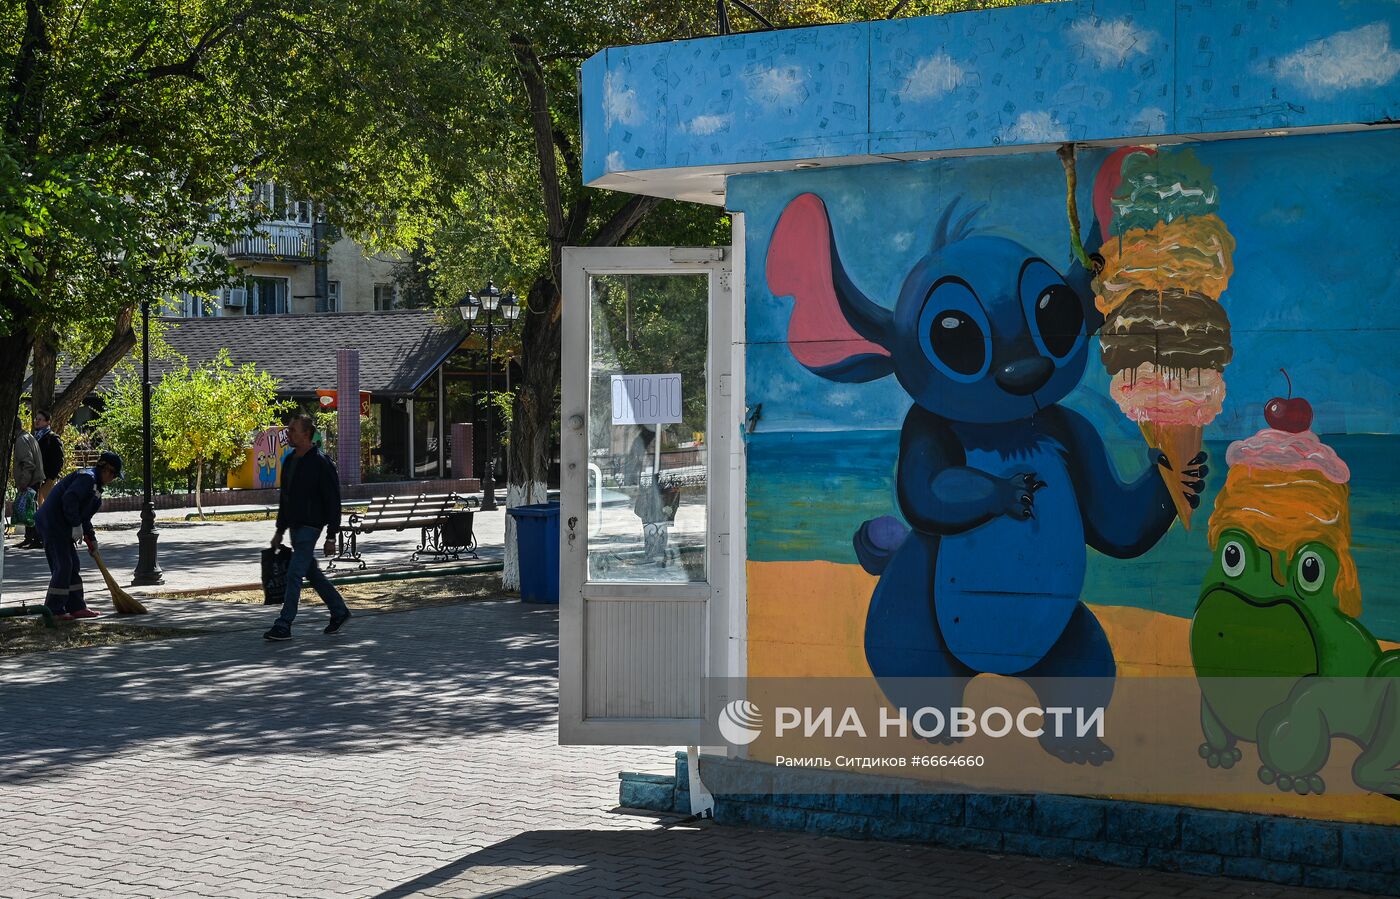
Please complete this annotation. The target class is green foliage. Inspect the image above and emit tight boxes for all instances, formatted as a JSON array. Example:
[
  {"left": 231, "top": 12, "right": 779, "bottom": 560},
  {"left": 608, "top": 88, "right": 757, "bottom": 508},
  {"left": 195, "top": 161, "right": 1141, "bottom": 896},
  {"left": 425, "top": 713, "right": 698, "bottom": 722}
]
[
  {"left": 1, "top": 0, "right": 492, "bottom": 304},
  {"left": 153, "top": 351, "right": 289, "bottom": 474},
  {"left": 0, "top": 0, "right": 577, "bottom": 435},
  {"left": 84, "top": 317, "right": 185, "bottom": 492},
  {"left": 590, "top": 275, "right": 707, "bottom": 443},
  {"left": 93, "top": 375, "right": 184, "bottom": 497},
  {"left": 314, "top": 410, "right": 339, "bottom": 450},
  {"left": 61, "top": 301, "right": 179, "bottom": 375},
  {"left": 393, "top": 242, "right": 439, "bottom": 310},
  {"left": 758, "top": 0, "right": 1043, "bottom": 24},
  {"left": 482, "top": 390, "right": 516, "bottom": 446},
  {"left": 98, "top": 351, "right": 292, "bottom": 505},
  {"left": 3, "top": 0, "right": 1048, "bottom": 498},
  {"left": 0, "top": 47, "right": 255, "bottom": 334},
  {"left": 403, "top": 0, "right": 1035, "bottom": 500},
  {"left": 419, "top": 0, "right": 1031, "bottom": 302}
]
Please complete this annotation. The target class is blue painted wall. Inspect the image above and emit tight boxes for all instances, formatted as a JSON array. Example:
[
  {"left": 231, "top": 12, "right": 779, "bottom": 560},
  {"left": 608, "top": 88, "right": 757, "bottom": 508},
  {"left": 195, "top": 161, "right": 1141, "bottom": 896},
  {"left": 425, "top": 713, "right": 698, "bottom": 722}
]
[
  {"left": 581, "top": 23, "right": 871, "bottom": 179},
  {"left": 868, "top": 0, "right": 1175, "bottom": 152},
  {"left": 582, "top": 0, "right": 1400, "bottom": 182}
]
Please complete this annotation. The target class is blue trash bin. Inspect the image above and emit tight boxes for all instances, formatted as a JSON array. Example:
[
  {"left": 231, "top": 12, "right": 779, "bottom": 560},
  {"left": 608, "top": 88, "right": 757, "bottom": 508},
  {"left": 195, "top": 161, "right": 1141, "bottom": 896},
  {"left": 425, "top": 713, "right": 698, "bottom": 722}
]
[{"left": 508, "top": 501, "right": 560, "bottom": 603}]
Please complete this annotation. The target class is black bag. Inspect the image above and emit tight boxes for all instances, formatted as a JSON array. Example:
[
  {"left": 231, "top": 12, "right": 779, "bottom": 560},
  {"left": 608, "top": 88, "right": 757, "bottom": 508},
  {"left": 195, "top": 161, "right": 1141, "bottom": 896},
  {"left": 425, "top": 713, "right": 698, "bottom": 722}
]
[{"left": 261, "top": 545, "right": 292, "bottom": 605}]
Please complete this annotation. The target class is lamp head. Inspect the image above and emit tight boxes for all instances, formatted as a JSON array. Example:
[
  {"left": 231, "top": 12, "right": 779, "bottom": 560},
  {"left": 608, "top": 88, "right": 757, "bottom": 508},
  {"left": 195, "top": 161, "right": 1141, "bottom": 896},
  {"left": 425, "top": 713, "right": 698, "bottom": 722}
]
[
  {"left": 501, "top": 290, "right": 521, "bottom": 322},
  {"left": 480, "top": 279, "right": 501, "bottom": 312},
  {"left": 458, "top": 292, "right": 480, "bottom": 322}
]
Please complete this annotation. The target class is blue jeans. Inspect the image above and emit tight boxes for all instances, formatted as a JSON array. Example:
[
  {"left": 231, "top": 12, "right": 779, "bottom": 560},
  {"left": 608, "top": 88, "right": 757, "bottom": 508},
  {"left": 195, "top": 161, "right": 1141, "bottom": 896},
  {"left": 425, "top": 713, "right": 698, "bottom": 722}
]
[{"left": 277, "top": 526, "right": 348, "bottom": 626}]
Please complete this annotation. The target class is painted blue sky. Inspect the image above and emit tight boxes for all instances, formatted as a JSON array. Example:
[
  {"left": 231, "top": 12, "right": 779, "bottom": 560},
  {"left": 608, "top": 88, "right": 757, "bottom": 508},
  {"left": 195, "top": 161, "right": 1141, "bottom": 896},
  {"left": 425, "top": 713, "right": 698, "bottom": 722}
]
[
  {"left": 731, "top": 129, "right": 1400, "bottom": 440},
  {"left": 582, "top": 0, "right": 1400, "bottom": 182}
]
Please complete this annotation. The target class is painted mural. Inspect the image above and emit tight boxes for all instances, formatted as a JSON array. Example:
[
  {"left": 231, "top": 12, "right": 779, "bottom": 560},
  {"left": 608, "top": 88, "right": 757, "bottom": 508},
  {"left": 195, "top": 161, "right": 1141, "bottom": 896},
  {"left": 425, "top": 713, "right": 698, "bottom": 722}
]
[
  {"left": 733, "top": 128, "right": 1400, "bottom": 824},
  {"left": 1195, "top": 410, "right": 1400, "bottom": 797},
  {"left": 225, "top": 426, "right": 289, "bottom": 490},
  {"left": 767, "top": 185, "right": 1189, "bottom": 767},
  {"left": 253, "top": 428, "right": 283, "bottom": 488},
  {"left": 582, "top": 0, "right": 1400, "bottom": 184},
  {"left": 1092, "top": 146, "right": 1232, "bottom": 528}
]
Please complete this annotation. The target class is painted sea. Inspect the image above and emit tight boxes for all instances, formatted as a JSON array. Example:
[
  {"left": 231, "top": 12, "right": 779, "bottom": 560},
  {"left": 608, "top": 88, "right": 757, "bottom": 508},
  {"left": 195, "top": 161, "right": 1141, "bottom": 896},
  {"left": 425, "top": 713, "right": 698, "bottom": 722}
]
[{"left": 747, "top": 429, "right": 1400, "bottom": 642}]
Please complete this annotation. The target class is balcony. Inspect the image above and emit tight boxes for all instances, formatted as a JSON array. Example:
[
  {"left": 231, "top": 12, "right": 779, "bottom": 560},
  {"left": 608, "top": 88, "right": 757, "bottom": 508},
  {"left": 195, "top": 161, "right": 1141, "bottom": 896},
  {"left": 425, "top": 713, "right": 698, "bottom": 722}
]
[{"left": 226, "top": 223, "right": 316, "bottom": 263}]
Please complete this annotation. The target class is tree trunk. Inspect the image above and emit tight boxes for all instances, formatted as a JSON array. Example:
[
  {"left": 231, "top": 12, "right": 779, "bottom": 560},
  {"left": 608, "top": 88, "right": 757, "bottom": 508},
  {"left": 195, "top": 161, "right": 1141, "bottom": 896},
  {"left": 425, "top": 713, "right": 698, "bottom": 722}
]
[
  {"left": 503, "top": 36, "right": 663, "bottom": 589},
  {"left": 502, "top": 276, "right": 560, "bottom": 589},
  {"left": 49, "top": 306, "right": 136, "bottom": 432},
  {"left": 194, "top": 460, "right": 204, "bottom": 520},
  {"left": 30, "top": 326, "right": 58, "bottom": 419}
]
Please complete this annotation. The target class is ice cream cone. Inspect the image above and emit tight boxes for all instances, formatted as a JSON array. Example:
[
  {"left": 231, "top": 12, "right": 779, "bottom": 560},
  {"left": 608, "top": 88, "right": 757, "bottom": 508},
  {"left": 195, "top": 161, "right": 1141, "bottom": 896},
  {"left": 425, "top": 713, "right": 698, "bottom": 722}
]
[{"left": 1139, "top": 420, "right": 1203, "bottom": 529}]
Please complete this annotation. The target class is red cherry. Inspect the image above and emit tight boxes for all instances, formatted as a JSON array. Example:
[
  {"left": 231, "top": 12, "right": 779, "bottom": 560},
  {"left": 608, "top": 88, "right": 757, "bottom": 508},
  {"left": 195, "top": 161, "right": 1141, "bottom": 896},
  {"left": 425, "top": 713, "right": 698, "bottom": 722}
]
[
  {"left": 1263, "top": 369, "right": 1313, "bottom": 432},
  {"left": 1265, "top": 397, "right": 1312, "bottom": 433}
]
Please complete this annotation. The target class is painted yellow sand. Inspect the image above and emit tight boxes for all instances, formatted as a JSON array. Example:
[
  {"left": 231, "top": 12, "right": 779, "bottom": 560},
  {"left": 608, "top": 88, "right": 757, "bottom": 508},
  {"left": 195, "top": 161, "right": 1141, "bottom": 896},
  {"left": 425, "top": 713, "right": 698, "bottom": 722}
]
[
  {"left": 748, "top": 560, "right": 1200, "bottom": 678},
  {"left": 747, "top": 560, "right": 1400, "bottom": 825}
]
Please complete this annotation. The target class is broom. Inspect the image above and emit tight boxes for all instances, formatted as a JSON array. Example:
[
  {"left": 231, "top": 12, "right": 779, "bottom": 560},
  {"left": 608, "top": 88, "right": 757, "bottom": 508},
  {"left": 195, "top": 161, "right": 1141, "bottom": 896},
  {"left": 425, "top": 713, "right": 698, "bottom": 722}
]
[{"left": 89, "top": 548, "right": 148, "bottom": 615}]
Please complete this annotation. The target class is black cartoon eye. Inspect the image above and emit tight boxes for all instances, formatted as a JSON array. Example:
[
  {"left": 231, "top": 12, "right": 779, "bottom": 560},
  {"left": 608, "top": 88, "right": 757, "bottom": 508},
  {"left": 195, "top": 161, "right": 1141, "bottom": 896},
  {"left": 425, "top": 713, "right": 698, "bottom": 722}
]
[
  {"left": 1296, "top": 550, "right": 1325, "bottom": 594},
  {"left": 1020, "top": 259, "right": 1084, "bottom": 362},
  {"left": 1034, "top": 285, "right": 1084, "bottom": 358},
  {"left": 1222, "top": 540, "right": 1246, "bottom": 578},
  {"left": 918, "top": 278, "right": 991, "bottom": 382},
  {"left": 930, "top": 310, "right": 985, "bottom": 376}
]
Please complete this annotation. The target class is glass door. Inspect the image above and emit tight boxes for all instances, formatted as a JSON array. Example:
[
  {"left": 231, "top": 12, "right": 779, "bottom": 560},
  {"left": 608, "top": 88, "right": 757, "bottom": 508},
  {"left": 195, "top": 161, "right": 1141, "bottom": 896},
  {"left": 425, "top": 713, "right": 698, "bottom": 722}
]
[{"left": 559, "top": 247, "right": 731, "bottom": 745}]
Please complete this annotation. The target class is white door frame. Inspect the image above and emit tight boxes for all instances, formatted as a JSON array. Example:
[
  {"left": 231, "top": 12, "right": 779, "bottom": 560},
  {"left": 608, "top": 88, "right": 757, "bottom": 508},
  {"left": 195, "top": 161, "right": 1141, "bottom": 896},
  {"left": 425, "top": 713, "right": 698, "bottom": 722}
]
[
  {"left": 726, "top": 213, "right": 748, "bottom": 688},
  {"left": 559, "top": 246, "right": 733, "bottom": 745}
]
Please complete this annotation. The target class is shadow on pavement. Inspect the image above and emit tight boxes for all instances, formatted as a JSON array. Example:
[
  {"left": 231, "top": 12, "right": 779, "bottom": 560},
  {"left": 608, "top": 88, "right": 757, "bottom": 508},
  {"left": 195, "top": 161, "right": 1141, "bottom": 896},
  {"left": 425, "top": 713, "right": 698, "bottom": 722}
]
[
  {"left": 0, "top": 601, "right": 558, "bottom": 785},
  {"left": 372, "top": 825, "right": 737, "bottom": 899},
  {"left": 369, "top": 820, "right": 1358, "bottom": 899}
]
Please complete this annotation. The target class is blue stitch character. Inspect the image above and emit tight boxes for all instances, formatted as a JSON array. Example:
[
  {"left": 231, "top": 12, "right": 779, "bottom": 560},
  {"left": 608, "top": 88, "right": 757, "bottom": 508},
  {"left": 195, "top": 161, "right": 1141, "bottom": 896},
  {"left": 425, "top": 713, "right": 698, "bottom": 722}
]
[{"left": 766, "top": 192, "right": 1204, "bottom": 763}]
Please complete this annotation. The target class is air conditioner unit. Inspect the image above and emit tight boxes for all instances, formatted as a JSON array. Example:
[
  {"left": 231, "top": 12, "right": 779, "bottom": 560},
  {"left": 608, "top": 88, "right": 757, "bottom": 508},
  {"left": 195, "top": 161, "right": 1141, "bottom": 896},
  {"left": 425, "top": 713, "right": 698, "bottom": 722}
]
[{"left": 225, "top": 288, "right": 248, "bottom": 308}]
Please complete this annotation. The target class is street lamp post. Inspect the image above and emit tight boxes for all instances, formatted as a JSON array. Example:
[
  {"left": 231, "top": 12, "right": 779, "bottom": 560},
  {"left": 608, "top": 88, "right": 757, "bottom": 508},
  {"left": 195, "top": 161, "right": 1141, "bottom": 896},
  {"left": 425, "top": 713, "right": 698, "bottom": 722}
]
[
  {"left": 459, "top": 281, "right": 519, "bottom": 513},
  {"left": 132, "top": 295, "right": 163, "bottom": 585}
]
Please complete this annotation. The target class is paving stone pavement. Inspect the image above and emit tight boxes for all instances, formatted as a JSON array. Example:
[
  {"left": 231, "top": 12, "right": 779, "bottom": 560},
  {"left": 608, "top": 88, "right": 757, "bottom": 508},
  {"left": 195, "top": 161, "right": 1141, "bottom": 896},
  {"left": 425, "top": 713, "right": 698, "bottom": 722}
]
[{"left": 0, "top": 600, "right": 1379, "bottom": 898}]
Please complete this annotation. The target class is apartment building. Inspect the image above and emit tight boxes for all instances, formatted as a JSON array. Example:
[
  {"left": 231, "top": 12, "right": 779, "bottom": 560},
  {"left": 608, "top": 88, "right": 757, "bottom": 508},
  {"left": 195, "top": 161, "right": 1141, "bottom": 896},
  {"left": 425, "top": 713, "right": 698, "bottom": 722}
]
[{"left": 181, "top": 180, "right": 407, "bottom": 317}]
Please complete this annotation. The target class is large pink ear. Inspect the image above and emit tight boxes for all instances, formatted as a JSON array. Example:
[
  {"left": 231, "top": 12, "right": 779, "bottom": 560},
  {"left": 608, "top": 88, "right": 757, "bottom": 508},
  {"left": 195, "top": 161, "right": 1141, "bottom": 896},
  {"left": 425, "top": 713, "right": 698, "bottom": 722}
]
[{"left": 767, "top": 193, "right": 893, "bottom": 382}]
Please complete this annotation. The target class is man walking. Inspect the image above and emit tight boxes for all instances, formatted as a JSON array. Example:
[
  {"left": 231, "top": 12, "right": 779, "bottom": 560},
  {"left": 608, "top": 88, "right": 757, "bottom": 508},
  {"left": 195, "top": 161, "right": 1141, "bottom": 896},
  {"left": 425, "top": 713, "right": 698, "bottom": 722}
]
[
  {"left": 35, "top": 451, "right": 122, "bottom": 620},
  {"left": 11, "top": 419, "right": 43, "bottom": 545},
  {"left": 264, "top": 414, "right": 351, "bottom": 641},
  {"left": 20, "top": 410, "right": 63, "bottom": 549}
]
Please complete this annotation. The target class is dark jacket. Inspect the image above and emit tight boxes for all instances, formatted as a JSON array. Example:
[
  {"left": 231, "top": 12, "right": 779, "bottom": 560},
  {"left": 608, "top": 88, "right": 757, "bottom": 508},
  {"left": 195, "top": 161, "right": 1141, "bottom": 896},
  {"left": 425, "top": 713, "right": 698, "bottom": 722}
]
[
  {"left": 35, "top": 467, "right": 101, "bottom": 538},
  {"left": 34, "top": 428, "right": 63, "bottom": 481},
  {"left": 276, "top": 448, "right": 342, "bottom": 533}
]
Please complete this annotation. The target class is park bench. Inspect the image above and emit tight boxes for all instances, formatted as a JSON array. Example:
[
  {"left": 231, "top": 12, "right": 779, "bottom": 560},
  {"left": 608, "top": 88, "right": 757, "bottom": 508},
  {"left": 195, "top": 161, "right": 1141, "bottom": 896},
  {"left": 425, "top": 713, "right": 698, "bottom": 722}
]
[{"left": 330, "top": 493, "right": 477, "bottom": 570}]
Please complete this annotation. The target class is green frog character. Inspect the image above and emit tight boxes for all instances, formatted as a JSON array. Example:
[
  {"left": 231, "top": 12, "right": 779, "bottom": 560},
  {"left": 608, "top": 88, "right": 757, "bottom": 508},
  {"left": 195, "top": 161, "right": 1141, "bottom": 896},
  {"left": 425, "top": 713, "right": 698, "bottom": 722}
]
[{"left": 1191, "top": 417, "right": 1400, "bottom": 797}]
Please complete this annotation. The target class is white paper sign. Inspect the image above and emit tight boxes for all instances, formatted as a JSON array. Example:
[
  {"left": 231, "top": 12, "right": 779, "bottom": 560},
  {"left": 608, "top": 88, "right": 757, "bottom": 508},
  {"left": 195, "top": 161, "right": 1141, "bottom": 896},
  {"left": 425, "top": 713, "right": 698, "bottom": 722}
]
[{"left": 611, "top": 373, "right": 683, "bottom": 425}]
